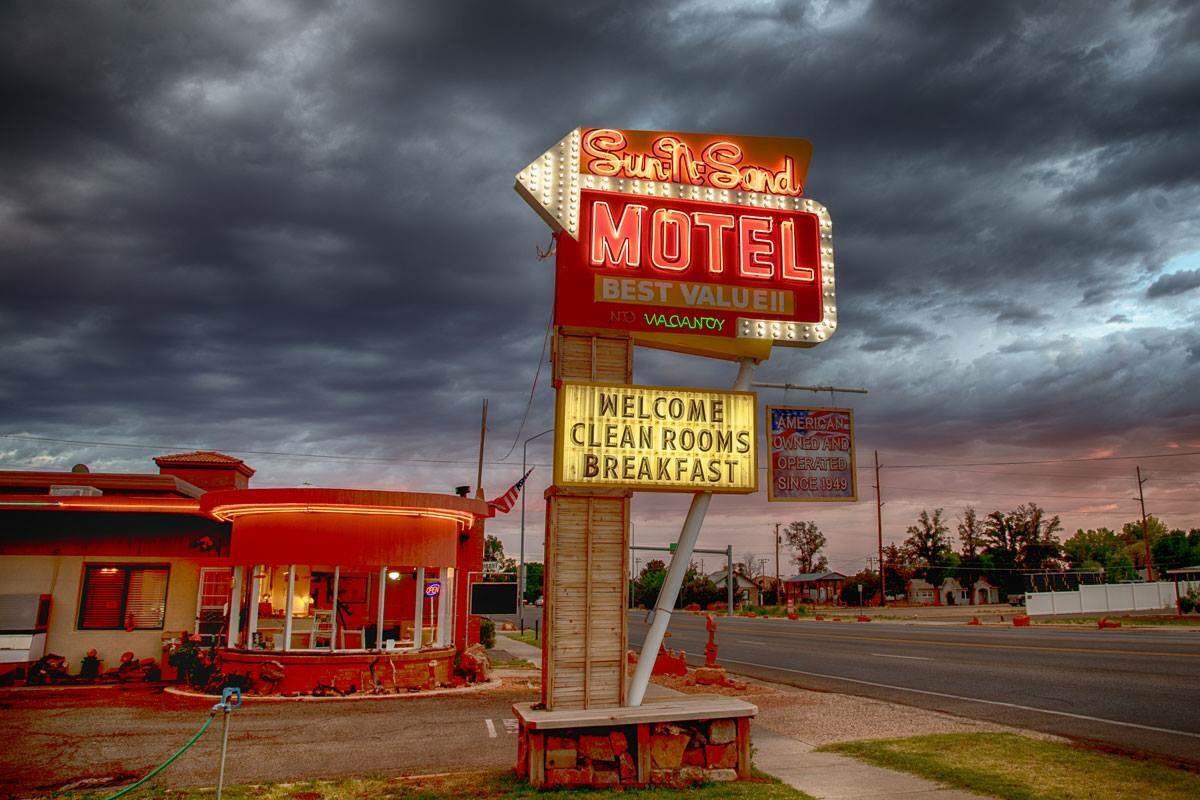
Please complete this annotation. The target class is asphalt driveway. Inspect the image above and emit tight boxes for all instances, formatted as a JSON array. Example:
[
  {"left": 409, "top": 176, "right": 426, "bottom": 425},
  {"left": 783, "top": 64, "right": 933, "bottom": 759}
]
[{"left": 0, "top": 680, "right": 534, "bottom": 797}]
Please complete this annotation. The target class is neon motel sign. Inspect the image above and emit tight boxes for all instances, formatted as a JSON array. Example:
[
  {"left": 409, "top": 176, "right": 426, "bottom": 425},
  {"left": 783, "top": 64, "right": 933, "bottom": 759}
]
[{"left": 516, "top": 128, "right": 837, "bottom": 358}]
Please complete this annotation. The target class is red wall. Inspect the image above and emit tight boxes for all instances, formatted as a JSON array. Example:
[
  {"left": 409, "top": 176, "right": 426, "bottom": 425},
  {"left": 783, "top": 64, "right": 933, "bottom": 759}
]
[
  {"left": 455, "top": 516, "right": 485, "bottom": 651},
  {"left": 157, "top": 465, "right": 250, "bottom": 491}
]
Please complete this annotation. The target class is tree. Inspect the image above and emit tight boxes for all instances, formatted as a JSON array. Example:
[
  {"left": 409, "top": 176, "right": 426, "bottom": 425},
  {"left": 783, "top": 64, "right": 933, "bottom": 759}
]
[
  {"left": 784, "top": 521, "right": 828, "bottom": 573},
  {"left": 903, "top": 509, "right": 953, "bottom": 583},
  {"left": 1121, "top": 516, "right": 1169, "bottom": 576},
  {"left": 738, "top": 552, "right": 762, "bottom": 580},
  {"left": 840, "top": 569, "right": 880, "bottom": 606},
  {"left": 1105, "top": 552, "right": 1137, "bottom": 583},
  {"left": 1152, "top": 529, "right": 1200, "bottom": 573},
  {"left": 485, "top": 534, "right": 505, "bottom": 563},
  {"left": 522, "top": 562, "right": 544, "bottom": 604},
  {"left": 484, "top": 535, "right": 516, "bottom": 582},
  {"left": 958, "top": 507, "right": 983, "bottom": 559},
  {"left": 881, "top": 543, "right": 911, "bottom": 599},
  {"left": 1063, "top": 528, "right": 1122, "bottom": 569},
  {"left": 981, "top": 503, "right": 1064, "bottom": 594},
  {"left": 1011, "top": 503, "right": 1063, "bottom": 570},
  {"left": 632, "top": 559, "right": 666, "bottom": 608},
  {"left": 681, "top": 562, "right": 725, "bottom": 609}
]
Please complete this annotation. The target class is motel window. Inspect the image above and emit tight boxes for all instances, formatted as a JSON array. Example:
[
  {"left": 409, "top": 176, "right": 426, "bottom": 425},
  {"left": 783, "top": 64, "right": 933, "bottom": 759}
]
[{"left": 78, "top": 565, "right": 170, "bottom": 630}]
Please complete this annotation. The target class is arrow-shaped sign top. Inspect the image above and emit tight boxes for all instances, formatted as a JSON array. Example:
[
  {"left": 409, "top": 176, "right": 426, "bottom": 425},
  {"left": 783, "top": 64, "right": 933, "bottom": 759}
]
[
  {"left": 515, "top": 127, "right": 814, "bottom": 240},
  {"left": 514, "top": 127, "right": 582, "bottom": 237}
]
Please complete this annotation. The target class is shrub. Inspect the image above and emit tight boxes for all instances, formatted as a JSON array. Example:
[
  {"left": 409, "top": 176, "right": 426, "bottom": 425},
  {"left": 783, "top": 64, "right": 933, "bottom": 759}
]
[
  {"left": 480, "top": 617, "right": 496, "bottom": 649},
  {"left": 167, "top": 634, "right": 216, "bottom": 688},
  {"left": 1180, "top": 593, "right": 1196, "bottom": 614}
]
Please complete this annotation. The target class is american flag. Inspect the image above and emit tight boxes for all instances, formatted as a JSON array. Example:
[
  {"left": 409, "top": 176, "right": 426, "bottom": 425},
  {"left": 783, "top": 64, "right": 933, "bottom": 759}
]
[{"left": 488, "top": 467, "right": 534, "bottom": 514}]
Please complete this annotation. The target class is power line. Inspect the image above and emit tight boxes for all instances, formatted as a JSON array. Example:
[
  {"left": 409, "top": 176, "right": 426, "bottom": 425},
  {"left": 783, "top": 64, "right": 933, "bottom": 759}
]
[
  {"left": 498, "top": 309, "right": 553, "bottom": 462},
  {"left": 0, "top": 433, "right": 549, "bottom": 469},
  {"left": 884, "top": 449, "right": 1200, "bottom": 469},
  {"left": 882, "top": 466, "right": 1200, "bottom": 482},
  {"left": 883, "top": 485, "right": 1147, "bottom": 501}
]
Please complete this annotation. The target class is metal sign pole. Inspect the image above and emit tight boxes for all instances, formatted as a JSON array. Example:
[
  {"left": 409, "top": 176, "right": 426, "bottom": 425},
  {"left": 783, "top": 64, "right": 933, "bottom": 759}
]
[
  {"left": 626, "top": 358, "right": 756, "bottom": 706},
  {"left": 726, "top": 545, "right": 734, "bottom": 615}
]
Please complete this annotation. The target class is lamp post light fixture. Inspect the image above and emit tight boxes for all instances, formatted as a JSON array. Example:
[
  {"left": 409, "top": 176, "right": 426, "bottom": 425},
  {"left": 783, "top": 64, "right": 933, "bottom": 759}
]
[{"left": 520, "top": 427, "right": 554, "bottom": 623}]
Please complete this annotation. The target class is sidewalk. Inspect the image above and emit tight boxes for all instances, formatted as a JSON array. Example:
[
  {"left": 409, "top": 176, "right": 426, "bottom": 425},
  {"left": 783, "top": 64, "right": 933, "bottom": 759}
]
[
  {"left": 754, "top": 730, "right": 987, "bottom": 800},
  {"left": 493, "top": 633, "right": 542, "bottom": 667},
  {"left": 497, "top": 633, "right": 988, "bottom": 799}
]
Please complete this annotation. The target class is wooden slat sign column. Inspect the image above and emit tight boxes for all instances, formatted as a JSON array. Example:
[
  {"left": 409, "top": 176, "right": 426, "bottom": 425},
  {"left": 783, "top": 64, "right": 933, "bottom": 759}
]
[
  {"left": 544, "top": 492, "right": 628, "bottom": 709},
  {"left": 543, "top": 328, "right": 632, "bottom": 710}
]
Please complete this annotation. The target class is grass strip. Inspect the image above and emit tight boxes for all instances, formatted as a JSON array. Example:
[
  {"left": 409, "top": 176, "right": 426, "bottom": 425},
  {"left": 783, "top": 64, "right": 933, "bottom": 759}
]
[
  {"left": 501, "top": 630, "right": 541, "bottom": 647},
  {"left": 823, "top": 732, "right": 1200, "bottom": 800}
]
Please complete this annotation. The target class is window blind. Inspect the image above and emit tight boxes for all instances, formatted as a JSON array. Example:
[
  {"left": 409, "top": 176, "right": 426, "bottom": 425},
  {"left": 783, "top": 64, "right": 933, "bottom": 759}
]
[
  {"left": 126, "top": 568, "right": 169, "bottom": 629},
  {"left": 79, "top": 565, "right": 170, "bottom": 630},
  {"left": 80, "top": 568, "right": 125, "bottom": 629}
]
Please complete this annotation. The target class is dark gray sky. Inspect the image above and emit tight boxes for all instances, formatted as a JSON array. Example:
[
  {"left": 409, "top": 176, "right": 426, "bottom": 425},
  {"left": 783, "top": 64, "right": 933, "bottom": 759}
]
[{"left": 2, "top": 1, "right": 1198, "bottom": 573}]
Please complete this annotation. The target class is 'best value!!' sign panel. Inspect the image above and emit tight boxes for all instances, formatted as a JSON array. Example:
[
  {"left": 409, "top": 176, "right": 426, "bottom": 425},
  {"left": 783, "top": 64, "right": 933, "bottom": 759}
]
[
  {"left": 767, "top": 406, "right": 857, "bottom": 502},
  {"left": 556, "top": 382, "right": 758, "bottom": 493}
]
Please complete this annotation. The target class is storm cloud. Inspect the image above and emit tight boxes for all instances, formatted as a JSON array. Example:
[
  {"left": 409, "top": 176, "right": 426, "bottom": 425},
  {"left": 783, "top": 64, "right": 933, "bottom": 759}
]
[{"left": 2, "top": 0, "right": 1198, "bottom": 571}]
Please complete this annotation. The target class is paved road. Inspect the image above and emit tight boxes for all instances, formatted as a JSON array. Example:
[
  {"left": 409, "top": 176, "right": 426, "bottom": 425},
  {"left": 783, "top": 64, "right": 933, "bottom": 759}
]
[{"left": 629, "top": 612, "right": 1200, "bottom": 764}]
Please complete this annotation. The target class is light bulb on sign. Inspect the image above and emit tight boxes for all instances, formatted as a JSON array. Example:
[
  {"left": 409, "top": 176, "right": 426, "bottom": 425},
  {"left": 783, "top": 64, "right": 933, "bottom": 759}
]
[{"left": 387, "top": 570, "right": 401, "bottom": 580}]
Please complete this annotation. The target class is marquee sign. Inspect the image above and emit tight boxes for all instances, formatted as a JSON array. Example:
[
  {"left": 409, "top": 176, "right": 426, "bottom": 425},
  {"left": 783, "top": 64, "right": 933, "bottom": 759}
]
[
  {"left": 516, "top": 128, "right": 837, "bottom": 358},
  {"left": 555, "top": 381, "right": 757, "bottom": 493},
  {"left": 766, "top": 406, "right": 857, "bottom": 502}
]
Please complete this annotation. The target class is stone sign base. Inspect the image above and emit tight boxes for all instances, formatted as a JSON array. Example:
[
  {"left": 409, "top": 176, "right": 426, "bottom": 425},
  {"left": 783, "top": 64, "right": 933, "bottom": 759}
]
[{"left": 513, "top": 696, "right": 756, "bottom": 788}]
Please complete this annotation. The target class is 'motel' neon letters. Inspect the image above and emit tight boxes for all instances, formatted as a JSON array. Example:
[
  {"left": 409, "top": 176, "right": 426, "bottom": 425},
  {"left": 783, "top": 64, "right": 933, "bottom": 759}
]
[{"left": 589, "top": 200, "right": 816, "bottom": 283}]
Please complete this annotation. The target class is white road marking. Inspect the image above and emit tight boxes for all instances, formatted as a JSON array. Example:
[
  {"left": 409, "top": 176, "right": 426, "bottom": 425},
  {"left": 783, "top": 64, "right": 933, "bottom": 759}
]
[
  {"left": 719, "top": 657, "right": 1200, "bottom": 740},
  {"left": 870, "top": 653, "right": 932, "bottom": 661},
  {"left": 485, "top": 718, "right": 497, "bottom": 738},
  {"left": 503, "top": 718, "right": 519, "bottom": 734}
]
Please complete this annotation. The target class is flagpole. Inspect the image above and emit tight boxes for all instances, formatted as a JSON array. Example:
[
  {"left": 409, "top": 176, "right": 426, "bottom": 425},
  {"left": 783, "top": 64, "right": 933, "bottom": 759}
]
[{"left": 520, "top": 428, "right": 554, "bottom": 624}]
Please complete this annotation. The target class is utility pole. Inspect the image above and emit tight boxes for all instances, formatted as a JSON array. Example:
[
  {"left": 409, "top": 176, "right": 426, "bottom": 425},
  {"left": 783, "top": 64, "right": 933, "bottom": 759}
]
[
  {"left": 874, "top": 450, "right": 885, "bottom": 606},
  {"left": 1137, "top": 466, "right": 1153, "bottom": 582},
  {"left": 474, "top": 399, "right": 488, "bottom": 500},
  {"left": 774, "top": 522, "right": 781, "bottom": 606}
]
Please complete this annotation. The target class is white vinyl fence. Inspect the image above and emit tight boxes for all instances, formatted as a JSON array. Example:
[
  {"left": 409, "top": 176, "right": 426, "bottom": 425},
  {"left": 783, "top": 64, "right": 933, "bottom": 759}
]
[{"left": 1025, "top": 581, "right": 1198, "bottom": 616}]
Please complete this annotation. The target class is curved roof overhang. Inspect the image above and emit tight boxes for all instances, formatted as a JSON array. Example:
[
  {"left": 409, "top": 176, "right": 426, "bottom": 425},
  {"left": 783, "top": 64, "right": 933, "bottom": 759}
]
[{"left": 200, "top": 489, "right": 489, "bottom": 568}]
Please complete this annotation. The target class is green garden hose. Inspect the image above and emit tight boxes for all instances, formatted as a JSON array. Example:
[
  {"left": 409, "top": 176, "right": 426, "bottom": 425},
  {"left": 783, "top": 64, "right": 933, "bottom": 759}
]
[{"left": 101, "top": 712, "right": 215, "bottom": 800}]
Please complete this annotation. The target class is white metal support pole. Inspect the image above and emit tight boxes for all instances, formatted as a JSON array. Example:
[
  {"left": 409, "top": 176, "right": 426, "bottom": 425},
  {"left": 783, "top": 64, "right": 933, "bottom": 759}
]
[
  {"left": 247, "top": 566, "right": 261, "bottom": 648},
  {"left": 412, "top": 566, "right": 426, "bottom": 649},
  {"left": 375, "top": 566, "right": 387, "bottom": 651},
  {"left": 626, "top": 357, "right": 757, "bottom": 706},
  {"left": 226, "top": 566, "right": 244, "bottom": 648},
  {"left": 283, "top": 565, "right": 295, "bottom": 652}
]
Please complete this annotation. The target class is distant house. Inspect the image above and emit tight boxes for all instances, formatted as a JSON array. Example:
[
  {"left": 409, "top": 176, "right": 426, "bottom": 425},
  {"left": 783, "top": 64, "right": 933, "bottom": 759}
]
[
  {"left": 708, "top": 569, "right": 760, "bottom": 607},
  {"left": 972, "top": 577, "right": 1000, "bottom": 605},
  {"left": 784, "top": 571, "right": 847, "bottom": 605},
  {"left": 939, "top": 577, "right": 969, "bottom": 606},
  {"left": 907, "top": 578, "right": 936, "bottom": 605}
]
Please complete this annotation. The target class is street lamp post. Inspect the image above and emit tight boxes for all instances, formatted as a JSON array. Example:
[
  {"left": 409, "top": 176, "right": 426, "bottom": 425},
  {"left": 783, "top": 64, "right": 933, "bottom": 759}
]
[{"left": 519, "top": 428, "right": 554, "bottom": 624}]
